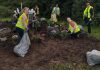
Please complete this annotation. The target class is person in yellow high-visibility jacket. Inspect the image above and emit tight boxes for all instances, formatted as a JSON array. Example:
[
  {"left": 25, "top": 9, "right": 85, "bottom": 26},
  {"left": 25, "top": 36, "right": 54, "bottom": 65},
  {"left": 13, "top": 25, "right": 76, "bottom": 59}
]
[
  {"left": 83, "top": 2, "right": 94, "bottom": 33},
  {"left": 67, "top": 17, "right": 81, "bottom": 38},
  {"left": 15, "top": 7, "right": 29, "bottom": 39}
]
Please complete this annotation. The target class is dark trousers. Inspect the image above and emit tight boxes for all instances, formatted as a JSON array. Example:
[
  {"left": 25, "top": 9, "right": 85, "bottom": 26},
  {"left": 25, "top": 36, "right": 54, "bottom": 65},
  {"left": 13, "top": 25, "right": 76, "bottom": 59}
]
[
  {"left": 16, "top": 27, "right": 24, "bottom": 39},
  {"left": 84, "top": 18, "right": 92, "bottom": 33},
  {"left": 87, "top": 21, "right": 92, "bottom": 33},
  {"left": 70, "top": 31, "right": 80, "bottom": 38}
]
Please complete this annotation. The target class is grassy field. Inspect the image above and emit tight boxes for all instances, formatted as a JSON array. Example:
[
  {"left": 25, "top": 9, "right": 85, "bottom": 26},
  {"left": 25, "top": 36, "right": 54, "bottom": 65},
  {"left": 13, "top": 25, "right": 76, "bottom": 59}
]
[
  {"left": 90, "top": 26, "right": 100, "bottom": 40},
  {"left": 84, "top": 25, "right": 100, "bottom": 40}
]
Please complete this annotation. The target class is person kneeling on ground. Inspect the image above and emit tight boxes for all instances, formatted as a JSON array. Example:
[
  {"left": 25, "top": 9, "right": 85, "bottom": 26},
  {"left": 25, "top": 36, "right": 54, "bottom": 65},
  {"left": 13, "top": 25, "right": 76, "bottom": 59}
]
[
  {"left": 67, "top": 17, "right": 81, "bottom": 38},
  {"left": 15, "top": 7, "right": 29, "bottom": 40}
]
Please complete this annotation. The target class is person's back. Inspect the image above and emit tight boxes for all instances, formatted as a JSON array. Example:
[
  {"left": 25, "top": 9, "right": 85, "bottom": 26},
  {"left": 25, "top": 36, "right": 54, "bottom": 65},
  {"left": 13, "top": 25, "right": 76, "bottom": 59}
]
[
  {"left": 67, "top": 18, "right": 80, "bottom": 33},
  {"left": 67, "top": 18, "right": 80, "bottom": 38},
  {"left": 52, "top": 5, "right": 60, "bottom": 16}
]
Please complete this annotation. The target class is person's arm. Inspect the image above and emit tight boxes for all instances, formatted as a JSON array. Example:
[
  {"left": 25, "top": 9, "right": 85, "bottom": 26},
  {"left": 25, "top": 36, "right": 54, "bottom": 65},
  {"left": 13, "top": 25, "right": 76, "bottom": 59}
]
[
  {"left": 90, "top": 8, "right": 94, "bottom": 18},
  {"left": 22, "top": 15, "right": 28, "bottom": 30}
]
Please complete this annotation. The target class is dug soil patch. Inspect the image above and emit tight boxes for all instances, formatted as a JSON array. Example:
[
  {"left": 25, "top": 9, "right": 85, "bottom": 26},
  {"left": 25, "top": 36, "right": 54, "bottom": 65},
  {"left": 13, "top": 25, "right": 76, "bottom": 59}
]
[{"left": 0, "top": 36, "right": 100, "bottom": 70}]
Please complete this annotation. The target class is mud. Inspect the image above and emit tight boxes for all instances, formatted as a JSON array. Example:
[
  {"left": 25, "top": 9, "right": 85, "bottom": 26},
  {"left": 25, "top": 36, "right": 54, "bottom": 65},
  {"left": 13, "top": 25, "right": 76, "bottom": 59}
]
[{"left": 0, "top": 23, "right": 100, "bottom": 70}]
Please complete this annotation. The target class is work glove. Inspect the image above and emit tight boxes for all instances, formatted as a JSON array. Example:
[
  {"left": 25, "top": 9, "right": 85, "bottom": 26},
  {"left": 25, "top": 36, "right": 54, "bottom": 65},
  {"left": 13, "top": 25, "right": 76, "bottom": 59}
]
[{"left": 26, "top": 27, "right": 29, "bottom": 32}]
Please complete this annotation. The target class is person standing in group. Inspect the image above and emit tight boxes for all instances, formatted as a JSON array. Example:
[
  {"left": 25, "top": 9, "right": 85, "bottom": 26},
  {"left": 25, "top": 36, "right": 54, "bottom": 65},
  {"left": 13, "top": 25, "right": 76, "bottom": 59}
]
[
  {"left": 12, "top": 10, "right": 18, "bottom": 24},
  {"left": 50, "top": 4, "right": 60, "bottom": 24},
  {"left": 16, "top": 8, "right": 20, "bottom": 18},
  {"left": 83, "top": 2, "right": 94, "bottom": 33},
  {"left": 34, "top": 5, "right": 40, "bottom": 17},
  {"left": 29, "top": 8, "right": 36, "bottom": 21},
  {"left": 15, "top": 7, "right": 29, "bottom": 40}
]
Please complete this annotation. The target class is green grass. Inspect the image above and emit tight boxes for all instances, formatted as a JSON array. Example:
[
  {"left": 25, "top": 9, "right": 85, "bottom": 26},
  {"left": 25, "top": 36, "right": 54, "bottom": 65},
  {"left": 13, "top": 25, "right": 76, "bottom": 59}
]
[
  {"left": 48, "top": 63, "right": 100, "bottom": 70},
  {"left": 91, "top": 26, "right": 100, "bottom": 40},
  {"left": 84, "top": 26, "right": 100, "bottom": 40},
  {"left": 0, "top": 18, "right": 11, "bottom": 22}
]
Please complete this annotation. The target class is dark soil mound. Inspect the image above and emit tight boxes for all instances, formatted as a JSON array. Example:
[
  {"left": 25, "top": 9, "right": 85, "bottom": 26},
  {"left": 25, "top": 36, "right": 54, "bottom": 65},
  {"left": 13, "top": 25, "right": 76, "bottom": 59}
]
[
  {"left": 0, "top": 36, "right": 100, "bottom": 70},
  {"left": 0, "top": 23, "right": 100, "bottom": 70}
]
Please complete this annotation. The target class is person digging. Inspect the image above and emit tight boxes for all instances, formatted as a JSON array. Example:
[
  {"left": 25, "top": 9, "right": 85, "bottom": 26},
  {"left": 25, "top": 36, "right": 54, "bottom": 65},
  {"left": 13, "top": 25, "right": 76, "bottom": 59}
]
[{"left": 67, "top": 17, "right": 81, "bottom": 39}]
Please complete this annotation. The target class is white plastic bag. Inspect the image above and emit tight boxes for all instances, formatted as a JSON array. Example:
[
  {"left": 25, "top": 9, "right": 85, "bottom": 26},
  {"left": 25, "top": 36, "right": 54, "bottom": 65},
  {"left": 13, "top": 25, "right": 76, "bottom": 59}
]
[
  {"left": 86, "top": 50, "right": 100, "bottom": 66},
  {"left": 14, "top": 32, "right": 31, "bottom": 57}
]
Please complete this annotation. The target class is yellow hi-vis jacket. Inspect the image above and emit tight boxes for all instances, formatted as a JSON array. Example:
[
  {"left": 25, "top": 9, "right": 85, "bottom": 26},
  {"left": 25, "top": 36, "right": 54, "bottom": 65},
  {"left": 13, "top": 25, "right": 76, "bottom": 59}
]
[
  {"left": 68, "top": 22, "right": 80, "bottom": 33},
  {"left": 16, "top": 13, "right": 28, "bottom": 30},
  {"left": 83, "top": 6, "right": 93, "bottom": 19}
]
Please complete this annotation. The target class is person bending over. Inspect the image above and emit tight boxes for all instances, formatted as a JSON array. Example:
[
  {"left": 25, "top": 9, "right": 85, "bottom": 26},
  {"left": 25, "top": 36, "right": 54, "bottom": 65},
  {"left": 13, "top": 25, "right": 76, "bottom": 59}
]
[
  {"left": 67, "top": 17, "right": 81, "bottom": 38},
  {"left": 15, "top": 7, "right": 29, "bottom": 40}
]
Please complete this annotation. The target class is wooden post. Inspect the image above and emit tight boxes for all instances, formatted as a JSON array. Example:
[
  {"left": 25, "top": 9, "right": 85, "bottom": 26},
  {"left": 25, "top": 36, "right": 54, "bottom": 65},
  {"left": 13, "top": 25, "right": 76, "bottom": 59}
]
[
  {"left": 19, "top": 0, "right": 23, "bottom": 10},
  {"left": 21, "top": 2, "right": 22, "bottom": 10}
]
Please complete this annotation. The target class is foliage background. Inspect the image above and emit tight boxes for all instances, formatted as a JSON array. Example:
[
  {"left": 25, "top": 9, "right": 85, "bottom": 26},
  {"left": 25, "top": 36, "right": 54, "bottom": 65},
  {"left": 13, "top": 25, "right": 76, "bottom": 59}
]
[{"left": 0, "top": 0, "right": 99, "bottom": 24}]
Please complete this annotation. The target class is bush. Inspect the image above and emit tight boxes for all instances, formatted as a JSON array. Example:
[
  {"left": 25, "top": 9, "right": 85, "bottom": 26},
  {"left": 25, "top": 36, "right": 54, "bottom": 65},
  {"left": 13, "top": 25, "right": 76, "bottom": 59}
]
[{"left": 0, "top": 6, "right": 12, "bottom": 17}]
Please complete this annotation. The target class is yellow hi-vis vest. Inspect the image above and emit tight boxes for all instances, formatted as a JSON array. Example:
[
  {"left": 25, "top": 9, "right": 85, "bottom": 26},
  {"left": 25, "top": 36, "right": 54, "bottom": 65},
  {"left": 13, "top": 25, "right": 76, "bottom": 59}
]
[
  {"left": 68, "top": 23, "right": 80, "bottom": 33},
  {"left": 16, "top": 13, "right": 28, "bottom": 30},
  {"left": 83, "top": 6, "right": 93, "bottom": 19}
]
